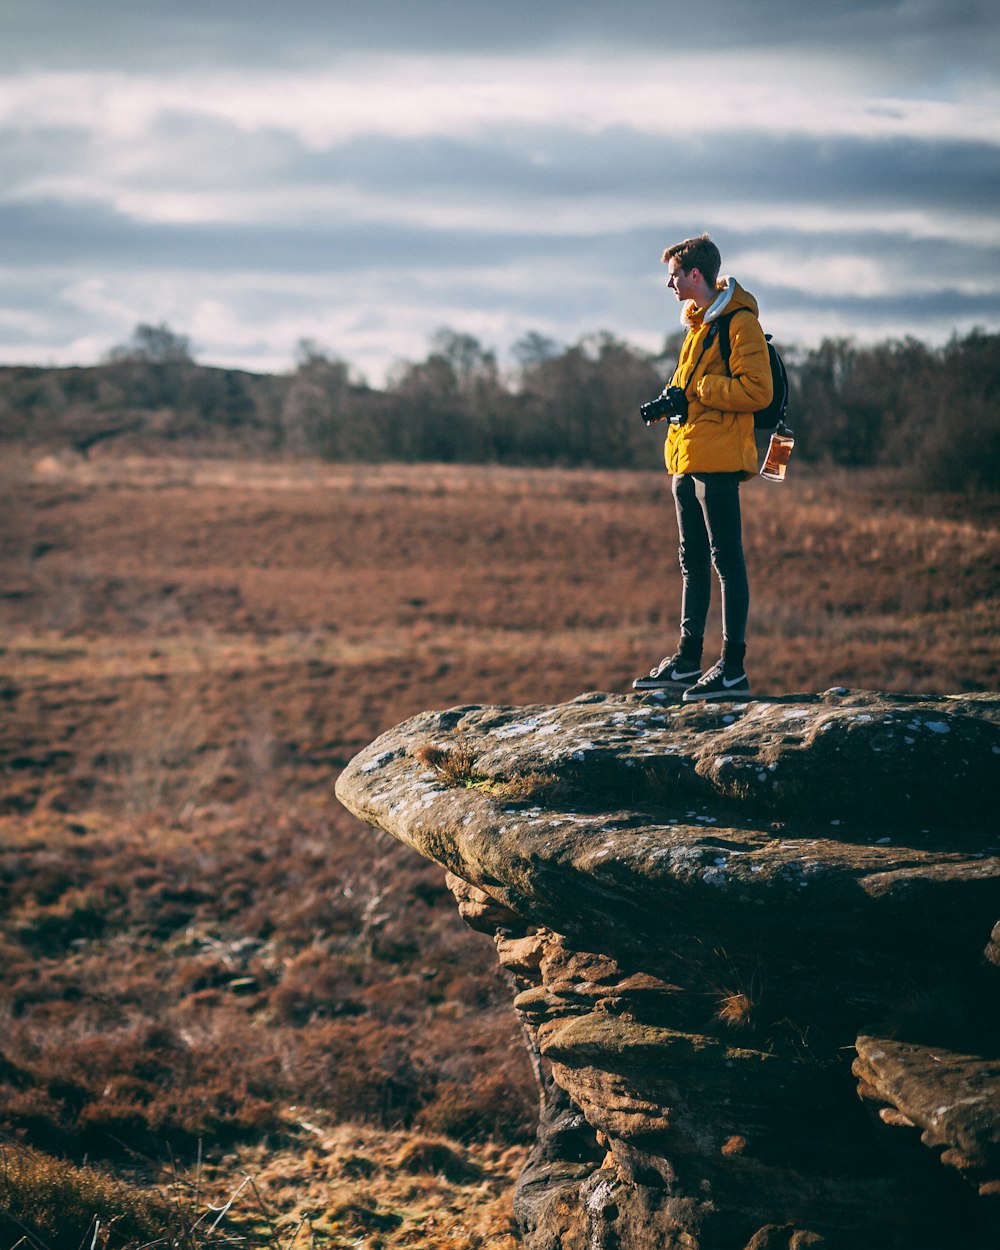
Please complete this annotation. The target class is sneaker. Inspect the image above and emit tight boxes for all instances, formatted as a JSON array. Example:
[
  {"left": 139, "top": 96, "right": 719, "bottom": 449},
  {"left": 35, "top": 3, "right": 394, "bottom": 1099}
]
[
  {"left": 681, "top": 662, "right": 751, "bottom": 702},
  {"left": 632, "top": 653, "right": 703, "bottom": 691}
]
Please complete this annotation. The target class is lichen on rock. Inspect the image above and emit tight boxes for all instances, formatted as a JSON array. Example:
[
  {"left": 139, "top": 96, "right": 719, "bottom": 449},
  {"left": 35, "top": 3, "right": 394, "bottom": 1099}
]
[{"left": 336, "top": 689, "right": 1000, "bottom": 1249}]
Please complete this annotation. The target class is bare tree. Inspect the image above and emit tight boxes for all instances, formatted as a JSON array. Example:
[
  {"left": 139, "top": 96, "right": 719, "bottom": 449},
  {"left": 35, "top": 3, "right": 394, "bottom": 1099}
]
[{"left": 106, "top": 322, "right": 194, "bottom": 364}]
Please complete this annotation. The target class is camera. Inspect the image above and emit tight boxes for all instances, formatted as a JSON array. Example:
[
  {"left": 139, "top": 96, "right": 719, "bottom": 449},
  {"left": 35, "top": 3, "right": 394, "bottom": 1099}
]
[{"left": 640, "top": 386, "right": 688, "bottom": 426}]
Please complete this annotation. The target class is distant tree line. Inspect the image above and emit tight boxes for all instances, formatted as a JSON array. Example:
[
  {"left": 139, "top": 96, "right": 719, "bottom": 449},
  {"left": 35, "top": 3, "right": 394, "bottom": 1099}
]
[{"left": 2, "top": 321, "right": 998, "bottom": 490}]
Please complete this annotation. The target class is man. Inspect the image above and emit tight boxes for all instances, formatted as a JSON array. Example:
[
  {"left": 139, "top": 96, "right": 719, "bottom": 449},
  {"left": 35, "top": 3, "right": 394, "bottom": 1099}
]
[{"left": 633, "top": 233, "right": 771, "bottom": 701}]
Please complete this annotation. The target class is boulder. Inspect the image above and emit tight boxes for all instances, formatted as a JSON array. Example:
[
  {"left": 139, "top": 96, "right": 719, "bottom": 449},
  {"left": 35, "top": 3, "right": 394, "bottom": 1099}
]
[{"left": 336, "top": 690, "right": 1000, "bottom": 1249}]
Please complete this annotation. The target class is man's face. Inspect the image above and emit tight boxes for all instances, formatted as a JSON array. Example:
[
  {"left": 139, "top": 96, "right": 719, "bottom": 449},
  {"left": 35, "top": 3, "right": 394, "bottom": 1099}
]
[{"left": 666, "top": 260, "right": 698, "bottom": 302}]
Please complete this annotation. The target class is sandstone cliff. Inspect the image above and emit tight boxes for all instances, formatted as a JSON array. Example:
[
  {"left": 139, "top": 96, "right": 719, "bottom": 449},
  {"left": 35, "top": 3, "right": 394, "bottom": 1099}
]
[{"left": 335, "top": 689, "right": 1000, "bottom": 1249}]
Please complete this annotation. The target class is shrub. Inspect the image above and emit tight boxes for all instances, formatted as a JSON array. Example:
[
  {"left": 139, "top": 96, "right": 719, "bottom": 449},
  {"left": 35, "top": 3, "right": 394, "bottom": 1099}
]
[
  {"left": 908, "top": 391, "right": 1000, "bottom": 492},
  {"left": 0, "top": 1145, "right": 172, "bottom": 1250},
  {"left": 414, "top": 1070, "right": 536, "bottom": 1144}
]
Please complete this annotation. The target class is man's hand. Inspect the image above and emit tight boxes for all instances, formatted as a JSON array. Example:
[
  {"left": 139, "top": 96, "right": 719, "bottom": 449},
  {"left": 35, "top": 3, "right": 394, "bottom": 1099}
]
[{"left": 662, "top": 386, "right": 688, "bottom": 423}]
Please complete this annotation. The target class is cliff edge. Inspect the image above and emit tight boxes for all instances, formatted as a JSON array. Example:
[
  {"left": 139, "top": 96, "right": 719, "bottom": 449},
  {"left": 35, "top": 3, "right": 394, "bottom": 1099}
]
[{"left": 335, "top": 689, "right": 1000, "bottom": 1249}]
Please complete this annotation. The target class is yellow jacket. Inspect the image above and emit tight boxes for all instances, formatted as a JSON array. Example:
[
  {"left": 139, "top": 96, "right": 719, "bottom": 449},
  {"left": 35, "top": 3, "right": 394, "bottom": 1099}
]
[{"left": 664, "top": 277, "right": 772, "bottom": 477}]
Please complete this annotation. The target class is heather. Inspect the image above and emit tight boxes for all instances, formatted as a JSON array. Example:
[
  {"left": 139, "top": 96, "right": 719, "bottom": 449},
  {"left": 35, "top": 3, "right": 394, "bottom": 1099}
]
[{"left": 0, "top": 454, "right": 997, "bottom": 1245}]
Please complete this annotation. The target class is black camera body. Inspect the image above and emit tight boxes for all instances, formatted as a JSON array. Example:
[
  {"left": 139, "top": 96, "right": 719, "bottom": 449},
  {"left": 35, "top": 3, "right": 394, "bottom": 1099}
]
[{"left": 640, "top": 385, "right": 688, "bottom": 426}]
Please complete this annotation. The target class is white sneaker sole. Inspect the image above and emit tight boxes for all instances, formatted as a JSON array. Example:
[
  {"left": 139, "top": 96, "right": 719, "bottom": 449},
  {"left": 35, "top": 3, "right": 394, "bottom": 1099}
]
[
  {"left": 633, "top": 675, "right": 701, "bottom": 691},
  {"left": 682, "top": 686, "right": 751, "bottom": 702}
]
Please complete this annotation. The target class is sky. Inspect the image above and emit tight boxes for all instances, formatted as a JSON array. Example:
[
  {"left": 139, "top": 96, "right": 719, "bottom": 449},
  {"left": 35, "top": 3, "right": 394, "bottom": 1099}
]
[{"left": 1, "top": 0, "right": 998, "bottom": 383}]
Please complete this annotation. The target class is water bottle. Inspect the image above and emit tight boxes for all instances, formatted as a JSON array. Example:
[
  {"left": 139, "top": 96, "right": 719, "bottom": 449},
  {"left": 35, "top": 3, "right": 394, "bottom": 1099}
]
[{"left": 760, "top": 422, "right": 795, "bottom": 482}]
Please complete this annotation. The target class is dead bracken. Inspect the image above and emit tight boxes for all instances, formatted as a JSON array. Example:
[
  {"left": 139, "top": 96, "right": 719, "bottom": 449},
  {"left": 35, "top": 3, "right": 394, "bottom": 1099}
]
[{"left": 3, "top": 456, "right": 999, "bottom": 1247}]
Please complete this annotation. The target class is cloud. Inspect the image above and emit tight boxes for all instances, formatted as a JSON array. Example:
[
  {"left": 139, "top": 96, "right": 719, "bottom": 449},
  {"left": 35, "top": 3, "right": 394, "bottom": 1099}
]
[
  {"left": 5, "top": 0, "right": 998, "bottom": 87},
  {"left": 3, "top": 58, "right": 998, "bottom": 152},
  {"left": 4, "top": 106, "right": 996, "bottom": 255},
  {"left": 1, "top": 181, "right": 994, "bottom": 382},
  {"left": 0, "top": 1, "right": 997, "bottom": 378}
]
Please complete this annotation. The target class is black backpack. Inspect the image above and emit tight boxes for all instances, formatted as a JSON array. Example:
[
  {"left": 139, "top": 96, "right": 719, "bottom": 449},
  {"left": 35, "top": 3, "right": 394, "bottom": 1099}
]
[{"left": 715, "top": 310, "right": 789, "bottom": 430}]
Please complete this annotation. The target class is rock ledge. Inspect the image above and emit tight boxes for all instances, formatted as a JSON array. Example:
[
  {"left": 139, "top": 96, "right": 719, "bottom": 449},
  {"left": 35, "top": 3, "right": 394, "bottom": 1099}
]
[{"left": 336, "top": 690, "right": 1000, "bottom": 1249}]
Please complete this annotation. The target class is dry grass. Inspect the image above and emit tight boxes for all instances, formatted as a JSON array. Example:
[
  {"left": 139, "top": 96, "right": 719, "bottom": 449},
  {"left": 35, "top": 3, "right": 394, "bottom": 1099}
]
[
  {"left": 0, "top": 801, "right": 534, "bottom": 1245},
  {"left": 0, "top": 454, "right": 997, "bottom": 1242},
  {"left": 412, "top": 742, "right": 485, "bottom": 789},
  {"left": 0, "top": 1145, "right": 171, "bottom": 1249},
  {"left": 0, "top": 1129, "right": 524, "bottom": 1248},
  {"left": 715, "top": 991, "right": 754, "bottom": 1029},
  {"left": 206, "top": 1121, "right": 527, "bottom": 1249}
]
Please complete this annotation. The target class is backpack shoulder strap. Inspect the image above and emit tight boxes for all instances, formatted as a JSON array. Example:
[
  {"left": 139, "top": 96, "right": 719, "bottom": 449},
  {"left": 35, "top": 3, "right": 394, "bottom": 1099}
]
[
  {"left": 717, "top": 312, "right": 732, "bottom": 372},
  {"left": 715, "top": 308, "right": 759, "bottom": 375},
  {"left": 677, "top": 321, "right": 721, "bottom": 395}
]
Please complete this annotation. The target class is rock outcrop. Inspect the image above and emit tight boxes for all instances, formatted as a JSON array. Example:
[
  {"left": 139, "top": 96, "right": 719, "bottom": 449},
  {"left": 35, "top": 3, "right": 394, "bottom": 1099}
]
[{"left": 335, "top": 689, "right": 1000, "bottom": 1249}]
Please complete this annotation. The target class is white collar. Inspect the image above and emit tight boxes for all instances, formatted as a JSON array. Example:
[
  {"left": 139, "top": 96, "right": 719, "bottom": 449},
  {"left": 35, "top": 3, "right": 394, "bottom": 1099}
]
[
  {"left": 681, "top": 275, "right": 735, "bottom": 327},
  {"left": 703, "top": 276, "right": 735, "bottom": 324}
]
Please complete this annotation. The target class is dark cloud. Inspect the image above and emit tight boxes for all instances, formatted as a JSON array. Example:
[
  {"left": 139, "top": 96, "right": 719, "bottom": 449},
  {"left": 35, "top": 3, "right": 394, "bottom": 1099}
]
[
  {"left": 3, "top": 107, "right": 997, "bottom": 312},
  {"left": 760, "top": 284, "right": 1000, "bottom": 324},
  {"left": 0, "top": 199, "right": 663, "bottom": 290},
  {"left": 0, "top": 125, "right": 93, "bottom": 181},
  {"left": 1, "top": 190, "right": 995, "bottom": 331},
  {"left": 286, "top": 126, "right": 1000, "bottom": 217},
  {"left": 2, "top": 0, "right": 996, "bottom": 369},
  {"left": 3, "top": 161, "right": 995, "bottom": 285},
  {"left": 0, "top": 197, "right": 592, "bottom": 273},
  {"left": 27, "top": 109, "right": 991, "bottom": 226},
  {"left": 4, "top": 0, "right": 996, "bottom": 79}
]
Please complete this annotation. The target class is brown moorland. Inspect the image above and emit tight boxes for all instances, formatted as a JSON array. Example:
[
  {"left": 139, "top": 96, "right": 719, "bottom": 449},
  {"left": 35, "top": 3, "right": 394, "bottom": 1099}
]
[{"left": 0, "top": 451, "right": 998, "bottom": 1247}]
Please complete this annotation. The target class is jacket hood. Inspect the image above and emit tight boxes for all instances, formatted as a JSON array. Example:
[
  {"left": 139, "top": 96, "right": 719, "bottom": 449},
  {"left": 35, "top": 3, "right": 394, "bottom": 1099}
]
[{"left": 680, "top": 276, "right": 759, "bottom": 328}]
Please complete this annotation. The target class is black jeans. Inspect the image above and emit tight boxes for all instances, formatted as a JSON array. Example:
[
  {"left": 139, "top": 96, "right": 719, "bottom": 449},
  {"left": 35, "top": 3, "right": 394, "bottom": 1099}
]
[{"left": 671, "top": 472, "right": 749, "bottom": 649}]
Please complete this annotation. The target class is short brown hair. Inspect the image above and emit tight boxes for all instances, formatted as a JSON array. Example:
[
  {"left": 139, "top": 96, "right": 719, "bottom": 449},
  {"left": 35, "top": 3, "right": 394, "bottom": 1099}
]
[{"left": 662, "top": 233, "right": 721, "bottom": 286}]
